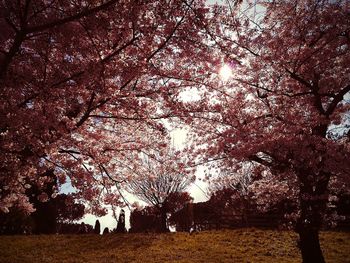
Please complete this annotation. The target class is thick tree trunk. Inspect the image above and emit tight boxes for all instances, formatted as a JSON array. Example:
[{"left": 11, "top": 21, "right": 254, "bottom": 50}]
[
  {"left": 296, "top": 170, "right": 330, "bottom": 263},
  {"left": 297, "top": 223, "right": 325, "bottom": 263}
]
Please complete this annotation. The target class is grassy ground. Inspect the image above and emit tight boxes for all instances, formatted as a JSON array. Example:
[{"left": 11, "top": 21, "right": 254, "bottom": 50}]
[{"left": 0, "top": 228, "right": 349, "bottom": 263}]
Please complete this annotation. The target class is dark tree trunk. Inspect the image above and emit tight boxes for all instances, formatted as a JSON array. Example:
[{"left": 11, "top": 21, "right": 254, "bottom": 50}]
[
  {"left": 297, "top": 223, "right": 325, "bottom": 263},
  {"left": 242, "top": 197, "right": 250, "bottom": 228},
  {"left": 159, "top": 206, "right": 168, "bottom": 232},
  {"left": 296, "top": 170, "right": 330, "bottom": 263}
]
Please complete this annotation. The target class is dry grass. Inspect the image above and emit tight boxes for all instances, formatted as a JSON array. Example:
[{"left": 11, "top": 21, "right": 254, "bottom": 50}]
[{"left": 0, "top": 228, "right": 349, "bottom": 263}]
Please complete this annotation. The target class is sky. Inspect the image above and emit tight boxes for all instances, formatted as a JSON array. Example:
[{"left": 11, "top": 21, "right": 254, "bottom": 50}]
[{"left": 207, "top": 0, "right": 225, "bottom": 4}]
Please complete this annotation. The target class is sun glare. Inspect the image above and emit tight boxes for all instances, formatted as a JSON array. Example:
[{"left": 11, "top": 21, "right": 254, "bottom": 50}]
[{"left": 219, "top": 64, "right": 232, "bottom": 81}]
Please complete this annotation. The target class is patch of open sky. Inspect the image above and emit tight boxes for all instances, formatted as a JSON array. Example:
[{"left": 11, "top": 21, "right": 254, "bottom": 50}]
[
  {"left": 328, "top": 93, "right": 350, "bottom": 139},
  {"left": 177, "top": 87, "right": 201, "bottom": 102},
  {"left": 60, "top": 176, "right": 76, "bottom": 194},
  {"left": 207, "top": 0, "right": 225, "bottom": 4},
  {"left": 25, "top": 101, "right": 34, "bottom": 109}
]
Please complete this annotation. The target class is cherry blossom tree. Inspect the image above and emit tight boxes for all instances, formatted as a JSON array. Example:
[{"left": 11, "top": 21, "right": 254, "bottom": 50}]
[
  {"left": 54, "top": 193, "right": 85, "bottom": 224},
  {"left": 130, "top": 192, "right": 192, "bottom": 232},
  {"left": 207, "top": 162, "right": 267, "bottom": 225},
  {"left": 208, "top": 162, "right": 262, "bottom": 195},
  {"left": 180, "top": 1, "right": 350, "bottom": 262},
  {"left": 0, "top": 0, "right": 214, "bottom": 215},
  {"left": 122, "top": 146, "right": 195, "bottom": 232}
]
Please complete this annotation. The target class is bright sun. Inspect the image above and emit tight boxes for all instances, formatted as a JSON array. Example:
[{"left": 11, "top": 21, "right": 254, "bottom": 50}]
[{"left": 219, "top": 64, "right": 232, "bottom": 81}]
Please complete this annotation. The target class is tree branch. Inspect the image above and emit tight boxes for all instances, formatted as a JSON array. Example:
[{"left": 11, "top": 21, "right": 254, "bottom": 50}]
[{"left": 26, "top": 0, "right": 119, "bottom": 34}]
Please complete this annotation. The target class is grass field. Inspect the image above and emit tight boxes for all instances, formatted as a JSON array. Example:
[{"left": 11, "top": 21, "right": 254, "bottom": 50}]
[{"left": 0, "top": 228, "right": 349, "bottom": 263}]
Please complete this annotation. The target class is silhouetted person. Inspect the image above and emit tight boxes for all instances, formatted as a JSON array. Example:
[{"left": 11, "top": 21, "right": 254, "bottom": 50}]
[
  {"left": 103, "top": 227, "right": 109, "bottom": 235},
  {"left": 94, "top": 220, "right": 101, "bottom": 234},
  {"left": 116, "top": 209, "right": 126, "bottom": 233}
]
